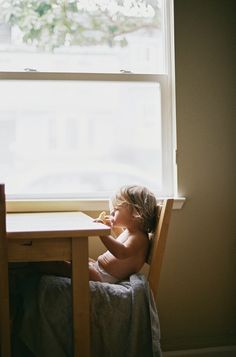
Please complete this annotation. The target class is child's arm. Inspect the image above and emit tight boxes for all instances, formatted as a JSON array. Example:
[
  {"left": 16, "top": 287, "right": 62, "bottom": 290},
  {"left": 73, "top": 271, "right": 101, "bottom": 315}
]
[{"left": 100, "top": 233, "right": 141, "bottom": 260}]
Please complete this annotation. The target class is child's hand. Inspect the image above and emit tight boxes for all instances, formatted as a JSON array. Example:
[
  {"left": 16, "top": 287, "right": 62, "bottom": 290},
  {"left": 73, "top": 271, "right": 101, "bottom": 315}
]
[{"left": 94, "top": 211, "right": 112, "bottom": 227}]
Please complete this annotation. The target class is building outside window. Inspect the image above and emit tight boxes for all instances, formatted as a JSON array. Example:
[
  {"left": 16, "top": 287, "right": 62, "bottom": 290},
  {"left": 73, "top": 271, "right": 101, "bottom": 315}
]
[{"left": 0, "top": 0, "right": 176, "bottom": 201}]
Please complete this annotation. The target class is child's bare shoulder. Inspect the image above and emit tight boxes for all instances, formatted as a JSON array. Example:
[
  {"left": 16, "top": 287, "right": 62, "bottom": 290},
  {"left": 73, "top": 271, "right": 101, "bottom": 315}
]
[{"left": 124, "top": 230, "right": 148, "bottom": 247}]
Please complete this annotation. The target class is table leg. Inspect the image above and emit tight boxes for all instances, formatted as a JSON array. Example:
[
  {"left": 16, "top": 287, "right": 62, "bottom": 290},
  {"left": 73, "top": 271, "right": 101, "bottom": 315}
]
[
  {"left": 0, "top": 263, "right": 11, "bottom": 357},
  {"left": 71, "top": 237, "right": 90, "bottom": 357},
  {"left": 0, "top": 234, "right": 11, "bottom": 357}
]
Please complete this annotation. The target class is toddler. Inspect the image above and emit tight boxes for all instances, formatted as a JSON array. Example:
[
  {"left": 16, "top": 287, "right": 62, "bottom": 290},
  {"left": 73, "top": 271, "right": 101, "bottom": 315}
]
[{"left": 89, "top": 185, "right": 157, "bottom": 283}]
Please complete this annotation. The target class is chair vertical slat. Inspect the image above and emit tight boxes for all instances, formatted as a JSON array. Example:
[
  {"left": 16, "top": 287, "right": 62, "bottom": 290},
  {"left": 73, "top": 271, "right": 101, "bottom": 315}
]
[
  {"left": 0, "top": 184, "right": 11, "bottom": 356},
  {"left": 147, "top": 199, "right": 174, "bottom": 302}
]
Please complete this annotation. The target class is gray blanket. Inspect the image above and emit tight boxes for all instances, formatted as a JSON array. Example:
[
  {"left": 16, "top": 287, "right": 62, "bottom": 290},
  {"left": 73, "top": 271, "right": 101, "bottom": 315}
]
[{"left": 17, "top": 273, "right": 162, "bottom": 357}]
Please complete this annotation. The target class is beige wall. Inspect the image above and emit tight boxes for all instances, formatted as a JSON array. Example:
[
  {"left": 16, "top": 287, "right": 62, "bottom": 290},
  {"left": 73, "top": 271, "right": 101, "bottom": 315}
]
[{"left": 157, "top": 0, "right": 236, "bottom": 350}]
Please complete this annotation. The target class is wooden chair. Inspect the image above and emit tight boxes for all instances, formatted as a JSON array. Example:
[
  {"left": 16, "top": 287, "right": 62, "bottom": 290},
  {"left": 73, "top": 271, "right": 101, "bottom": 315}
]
[
  {"left": 147, "top": 199, "right": 174, "bottom": 302},
  {"left": 0, "top": 183, "right": 11, "bottom": 357}
]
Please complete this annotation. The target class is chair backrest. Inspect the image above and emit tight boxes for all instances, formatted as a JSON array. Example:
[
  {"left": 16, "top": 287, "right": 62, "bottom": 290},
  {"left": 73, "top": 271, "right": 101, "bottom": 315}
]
[
  {"left": 147, "top": 199, "right": 174, "bottom": 302},
  {"left": 0, "top": 183, "right": 11, "bottom": 356}
]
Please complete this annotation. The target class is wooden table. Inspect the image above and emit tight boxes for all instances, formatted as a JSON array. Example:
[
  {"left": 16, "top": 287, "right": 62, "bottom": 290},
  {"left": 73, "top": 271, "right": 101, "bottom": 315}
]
[{"left": 6, "top": 211, "right": 110, "bottom": 357}]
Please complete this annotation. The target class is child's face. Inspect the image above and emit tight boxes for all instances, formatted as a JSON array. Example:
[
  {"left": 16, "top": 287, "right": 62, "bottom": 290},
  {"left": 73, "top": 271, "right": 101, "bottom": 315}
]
[{"left": 109, "top": 203, "right": 133, "bottom": 229}]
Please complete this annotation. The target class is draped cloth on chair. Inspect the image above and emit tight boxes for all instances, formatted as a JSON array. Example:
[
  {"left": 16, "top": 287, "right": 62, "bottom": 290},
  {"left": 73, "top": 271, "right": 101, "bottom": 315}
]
[{"left": 12, "top": 272, "right": 162, "bottom": 357}]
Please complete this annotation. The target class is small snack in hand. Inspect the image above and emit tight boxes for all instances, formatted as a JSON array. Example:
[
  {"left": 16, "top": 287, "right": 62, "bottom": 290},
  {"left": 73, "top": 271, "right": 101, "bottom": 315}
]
[{"left": 98, "top": 211, "right": 106, "bottom": 222}]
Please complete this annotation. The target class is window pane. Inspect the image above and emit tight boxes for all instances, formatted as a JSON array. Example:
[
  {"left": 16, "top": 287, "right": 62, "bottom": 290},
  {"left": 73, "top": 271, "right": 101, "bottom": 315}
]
[
  {"left": 0, "top": 0, "right": 165, "bottom": 73},
  {"left": 0, "top": 80, "right": 162, "bottom": 198}
]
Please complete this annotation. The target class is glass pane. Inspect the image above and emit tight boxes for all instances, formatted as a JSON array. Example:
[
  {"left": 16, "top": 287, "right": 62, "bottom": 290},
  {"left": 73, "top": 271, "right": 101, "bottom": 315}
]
[
  {"left": 0, "top": 80, "right": 162, "bottom": 198},
  {"left": 0, "top": 0, "right": 165, "bottom": 73}
]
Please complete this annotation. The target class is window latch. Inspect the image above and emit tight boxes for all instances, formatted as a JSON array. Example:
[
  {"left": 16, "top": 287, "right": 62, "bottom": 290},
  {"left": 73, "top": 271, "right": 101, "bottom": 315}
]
[
  {"left": 120, "top": 69, "right": 132, "bottom": 74},
  {"left": 24, "top": 68, "right": 37, "bottom": 72}
]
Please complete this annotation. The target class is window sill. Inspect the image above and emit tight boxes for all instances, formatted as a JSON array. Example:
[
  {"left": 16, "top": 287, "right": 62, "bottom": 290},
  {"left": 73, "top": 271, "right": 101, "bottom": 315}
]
[{"left": 6, "top": 197, "right": 185, "bottom": 213}]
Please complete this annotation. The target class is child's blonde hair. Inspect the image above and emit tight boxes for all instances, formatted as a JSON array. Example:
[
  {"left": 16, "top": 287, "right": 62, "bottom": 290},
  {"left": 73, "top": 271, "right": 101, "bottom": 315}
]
[{"left": 111, "top": 185, "right": 158, "bottom": 233}]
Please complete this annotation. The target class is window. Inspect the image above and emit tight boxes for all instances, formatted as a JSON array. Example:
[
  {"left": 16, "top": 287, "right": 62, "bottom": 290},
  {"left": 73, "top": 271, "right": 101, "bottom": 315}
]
[{"left": 0, "top": 0, "right": 176, "bottom": 200}]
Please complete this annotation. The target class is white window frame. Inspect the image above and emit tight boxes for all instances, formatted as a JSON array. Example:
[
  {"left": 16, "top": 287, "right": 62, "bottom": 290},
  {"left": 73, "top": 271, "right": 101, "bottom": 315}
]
[{"left": 0, "top": 0, "right": 182, "bottom": 212}]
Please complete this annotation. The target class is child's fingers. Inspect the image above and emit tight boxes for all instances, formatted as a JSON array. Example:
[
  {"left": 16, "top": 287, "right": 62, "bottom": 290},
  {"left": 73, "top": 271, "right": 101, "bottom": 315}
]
[
  {"left": 93, "top": 218, "right": 104, "bottom": 223},
  {"left": 103, "top": 216, "right": 112, "bottom": 226},
  {"left": 94, "top": 212, "right": 113, "bottom": 227}
]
